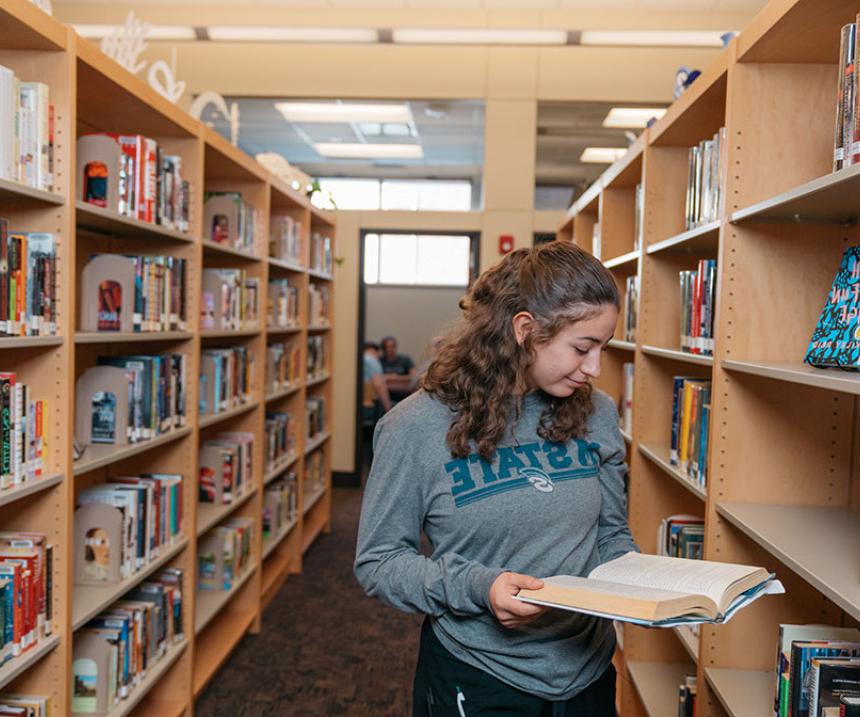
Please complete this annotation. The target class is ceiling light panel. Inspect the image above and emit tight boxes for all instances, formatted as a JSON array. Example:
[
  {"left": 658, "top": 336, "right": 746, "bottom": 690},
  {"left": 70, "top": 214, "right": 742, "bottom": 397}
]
[
  {"left": 580, "top": 30, "right": 728, "bottom": 47},
  {"left": 275, "top": 102, "right": 413, "bottom": 124},
  {"left": 208, "top": 26, "right": 378, "bottom": 42},
  {"left": 603, "top": 107, "right": 668, "bottom": 128},
  {"left": 315, "top": 143, "right": 424, "bottom": 159},
  {"left": 74, "top": 24, "right": 197, "bottom": 40},
  {"left": 580, "top": 147, "right": 628, "bottom": 163},
  {"left": 392, "top": 28, "right": 568, "bottom": 45}
]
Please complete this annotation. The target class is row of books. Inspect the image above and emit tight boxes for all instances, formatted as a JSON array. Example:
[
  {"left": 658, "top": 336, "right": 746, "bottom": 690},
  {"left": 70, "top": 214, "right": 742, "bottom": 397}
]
[
  {"left": 198, "top": 518, "right": 254, "bottom": 592},
  {"left": 267, "top": 279, "right": 300, "bottom": 330},
  {"left": 263, "top": 474, "right": 298, "bottom": 545},
  {"left": 0, "top": 223, "right": 56, "bottom": 337},
  {"left": 684, "top": 127, "right": 725, "bottom": 230},
  {"left": 0, "top": 533, "right": 51, "bottom": 663},
  {"left": 623, "top": 276, "right": 638, "bottom": 343},
  {"left": 74, "top": 475, "right": 183, "bottom": 586},
  {"left": 620, "top": 362, "right": 633, "bottom": 437},
  {"left": 201, "top": 269, "right": 260, "bottom": 332},
  {"left": 657, "top": 514, "right": 704, "bottom": 560},
  {"left": 669, "top": 377, "right": 711, "bottom": 488},
  {"left": 310, "top": 232, "right": 332, "bottom": 275},
  {"left": 204, "top": 192, "right": 260, "bottom": 254},
  {"left": 307, "top": 335, "right": 327, "bottom": 379},
  {"left": 265, "top": 412, "right": 297, "bottom": 472},
  {"left": 199, "top": 432, "right": 254, "bottom": 506},
  {"left": 679, "top": 260, "right": 717, "bottom": 356},
  {"left": 774, "top": 624, "right": 860, "bottom": 717},
  {"left": 75, "top": 354, "right": 188, "bottom": 448},
  {"left": 834, "top": 19, "right": 860, "bottom": 171},
  {"left": 308, "top": 284, "right": 331, "bottom": 326},
  {"left": 72, "top": 568, "right": 184, "bottom": 716},
  {"left": 270, "top": 215, "right": 301, "bottom": 265},
  {"left": 78, "top": 134, "right": 190, "bottom": 232},
  {"left": 200, "top": 347, "right": 256, "bottom": 417},
  {"left": 0, "top": 373, "right": 48, "bottom": 490},
  {"left": 0, "top": 69, "right": 52, "bottom": 192},
  {"left": 81, "top": 254, "right": 187, "bottom": 333},
  {"left": 265, "top": 341, "right": 301, "bottom": 395},
  {"left": 305, "top": 450, "right": 325, "bottom": 498},
  {"left": 0, "top": 694, "right": 48, "bottom": 717},
  {"left": 306, "top": 397, "right": 326, "bottom": 440}
]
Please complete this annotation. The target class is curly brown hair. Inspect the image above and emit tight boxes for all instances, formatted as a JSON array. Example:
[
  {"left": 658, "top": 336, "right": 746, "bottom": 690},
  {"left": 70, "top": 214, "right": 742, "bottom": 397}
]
[{"left": 420, "top": 241, "right": 619, "bottom": 459}]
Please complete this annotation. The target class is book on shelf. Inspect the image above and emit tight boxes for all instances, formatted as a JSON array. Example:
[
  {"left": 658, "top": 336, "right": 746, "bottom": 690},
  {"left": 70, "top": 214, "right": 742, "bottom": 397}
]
[
  {"left": 0, "top": 533, "right": 52, "bottom": 660},
  {"left": 773, "top": 624, "right": 860, "bottom": 717},
  {"left": 834, "top": 21, "right": 858, "bottom": 171},
  {"left": 74, "top": 475, "right": 183, "bottom": 585},
  {"left": 201, "top": 269, "right": 260, "bottom": 332},
  {"left": 0, "top": 66, "right": 53, "bottom": 192},
  {"left": 267, "top": 278, "right": 299, "bottom": 329},
  {"left": 310, "top": 232, "right": 332, "bottom": 274},
  {"left": 623, "top": 276, "right": 638, "bottom": 343},
  {"left": 270, "top": 215, "right": 302, "bottom": 265},
  {"left": 305, "top": 450, "right": 325, "bottom": 497},
  {"left": 306, "top": 397, "right": 326, "bottom": 440},
  {"left": 620, "top": 362, "right": 633, "bottom": 436},
  {"left": 199, "top": 432, "right": 254, "bottom": 506},
  {"left": 670, "top": 377, "right": 711, "bottom": 487},
  {"left": 265, "top": 412, "right": 296, "bottom": 471},
  {"left": 0, "top": 694, "right": 49, "bottom": 716},
  {"left": 678, "top": 674, "right": 696, "bottom": 717},
  {"left": 840, "top": 695, "right": 860, "bottom": 716},
  {"left": 805, "top": 246, "right": 860, "bottom": 369},
  {"left": 203, "top": 192, "right": 259, "bottom": 254},
  {"left": 591, "top": 222, "right": 601, "bottom": 260},
  {"left": 657, "top": 514, "right": 704, "bottom": 560},
  {"left": 0, "top": 222, "right": 57, "bottom": 337},
  {"left": 809, "top": 658, "right": 860, "bottom": 717},
  {"left": 199, "top": 346, "right": 255, "bottom": 417},
  {"left": 0, "top": 372, "right": 48, "bottom": 489},
  {"left": 77, "top": 134, "right": 190, "bottom": 231},
  {"left": 266, "top": 341, "right": 301, "bottom": 394},
  {"left": 80, "top": 254, "right": 187, "bottom": 333},
  {"left": 633, "top": 182, "right": 644, "bottom": 252},
  {"left": 263, "top": 475, "right": 297, "bottom": 542},
  {"left": 75, "top": 353, "right": 188, "bottom": 448},
  {"left": 679, "top": 259, "right": 716, "bottom": 356},
  {"left": 197, "top": 518, "right": 254, "bottom": 592},
  {"left": 72, "top": 568, "right": 184, "bottom": 716},
  {"left": 515, "top": 551, "right": 783, "bottom": 627},
  {"left": 307, "top": 283, "right": 331, "bottom": 326},
  {"left": 684, "top": 128, "right": 725, "bottom": 230},
  {"left": 307, "top": 335, "right": 326, "bottom": 379}
]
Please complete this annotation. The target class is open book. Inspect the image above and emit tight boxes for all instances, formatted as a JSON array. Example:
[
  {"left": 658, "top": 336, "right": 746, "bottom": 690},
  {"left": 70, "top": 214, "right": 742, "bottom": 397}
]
[{"left": 515, "top": 552, "right": 784, "bottom": 627}]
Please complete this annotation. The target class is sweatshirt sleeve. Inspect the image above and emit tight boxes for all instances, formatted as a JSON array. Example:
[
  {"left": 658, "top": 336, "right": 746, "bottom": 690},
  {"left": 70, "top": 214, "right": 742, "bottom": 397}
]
[
  {"left": 354, "top": 410, "right": 503, "bottom": 617},
  {"left": 591, "top": 391, "right": 640, "bottom": 564}
]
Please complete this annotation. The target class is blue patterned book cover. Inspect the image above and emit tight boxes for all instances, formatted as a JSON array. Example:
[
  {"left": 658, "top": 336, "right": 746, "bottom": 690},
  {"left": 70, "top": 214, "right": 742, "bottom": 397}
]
[{"left": 805, "top": 247, "right": 860, "bottom": 368}]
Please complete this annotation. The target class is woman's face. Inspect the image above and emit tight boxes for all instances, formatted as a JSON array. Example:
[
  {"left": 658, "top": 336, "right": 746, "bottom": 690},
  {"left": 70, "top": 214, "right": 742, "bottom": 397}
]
[{"left": 521, "top": 305, "right": 618, "bottom": 397}]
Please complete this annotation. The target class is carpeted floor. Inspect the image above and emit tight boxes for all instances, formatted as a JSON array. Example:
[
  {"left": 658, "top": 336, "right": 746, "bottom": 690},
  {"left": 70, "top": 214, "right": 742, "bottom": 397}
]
[{"left": 195, "top": 486, "right": 423, "bottom": 716}]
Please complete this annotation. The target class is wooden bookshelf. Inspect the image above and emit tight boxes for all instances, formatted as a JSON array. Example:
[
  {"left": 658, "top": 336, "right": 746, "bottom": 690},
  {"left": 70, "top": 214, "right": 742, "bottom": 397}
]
[
  {"left": 558, "top": 3, "right": 860, "bottom": 715},
  {"left": 0, "top": 10, "right": 337, "bottom": 714}
]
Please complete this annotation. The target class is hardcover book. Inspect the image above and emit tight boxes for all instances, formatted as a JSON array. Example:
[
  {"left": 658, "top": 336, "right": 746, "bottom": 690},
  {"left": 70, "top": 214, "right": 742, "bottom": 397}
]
[{"left": 805, "top": 246, "right": 860, "bottom": 368}]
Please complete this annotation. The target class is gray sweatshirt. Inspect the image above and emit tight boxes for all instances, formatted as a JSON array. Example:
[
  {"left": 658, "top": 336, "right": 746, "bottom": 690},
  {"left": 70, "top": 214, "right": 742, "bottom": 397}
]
[{"left": 354, "top": 388, "right": 638, "bottom": 701}]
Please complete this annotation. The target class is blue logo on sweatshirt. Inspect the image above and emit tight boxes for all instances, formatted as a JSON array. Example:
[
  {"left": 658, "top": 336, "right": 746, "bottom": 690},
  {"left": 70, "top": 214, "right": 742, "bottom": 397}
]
[{"left": 444, "top": 440, "right": 599, "bottom": 507}]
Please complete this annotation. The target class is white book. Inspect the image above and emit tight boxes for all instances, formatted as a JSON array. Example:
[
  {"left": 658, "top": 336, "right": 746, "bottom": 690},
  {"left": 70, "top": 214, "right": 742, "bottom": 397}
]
[{"left": 0, "top": 66, "right": 16, "bottom": 181}]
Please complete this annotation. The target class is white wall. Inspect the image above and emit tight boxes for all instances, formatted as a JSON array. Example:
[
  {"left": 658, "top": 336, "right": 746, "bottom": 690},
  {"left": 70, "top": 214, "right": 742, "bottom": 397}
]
[{"left": 365, "top": 285, "right": 465, "bottom": 370}]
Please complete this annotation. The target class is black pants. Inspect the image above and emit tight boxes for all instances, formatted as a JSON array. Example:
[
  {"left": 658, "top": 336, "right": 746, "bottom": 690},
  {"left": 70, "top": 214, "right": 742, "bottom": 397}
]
[{"left": 413, "top": 620, "right": 616, "bottom": 717}]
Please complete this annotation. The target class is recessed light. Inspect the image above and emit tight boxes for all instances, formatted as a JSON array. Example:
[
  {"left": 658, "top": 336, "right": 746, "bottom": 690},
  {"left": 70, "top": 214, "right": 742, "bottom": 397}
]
[
  {"left": 603, "top": 107, "right": 668, "bottom": 128},
  {"left": 74, "top": 24, "right": 197, "bottom": 40},
  {"left": 207, "top": 26, "right": 378, "bottom": 43},
  {"left": 392, "top": 28, "right": 567, "bottom": 45},
  {"left": 580, "top": 30, "right": 728, "bottom": 47},
  {"left": 580, "top": 147, "right": 628, "bottom": 164},
  {"left": 314, "top": 143, "right": 423, "bottom": 159},
  {"left": 275, "top": 102, "right": 413, "bottom": 124}
]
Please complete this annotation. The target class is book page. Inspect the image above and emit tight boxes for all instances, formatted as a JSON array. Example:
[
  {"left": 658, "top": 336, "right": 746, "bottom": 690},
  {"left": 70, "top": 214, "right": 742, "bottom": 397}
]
[
  {"left": 589, "top": 552, "right": 762, "bottom": 610},
  {"left": 540, "top": 575, "right": 692, "bottom": 602}
]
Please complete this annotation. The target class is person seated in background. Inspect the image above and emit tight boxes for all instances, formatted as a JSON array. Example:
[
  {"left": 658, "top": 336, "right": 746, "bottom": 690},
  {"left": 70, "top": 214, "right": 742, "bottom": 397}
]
[
  {"left": 363, "top": 342, "right": 392, "bottom": 418},
  {"left": 380, "top": 335, "right": 416, "bottom": 402}
]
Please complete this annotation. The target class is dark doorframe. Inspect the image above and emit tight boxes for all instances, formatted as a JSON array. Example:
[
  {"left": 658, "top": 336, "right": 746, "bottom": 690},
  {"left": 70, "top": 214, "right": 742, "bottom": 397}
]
[{"left": 347, "top": 229, "right": 481, "bottom": 486}]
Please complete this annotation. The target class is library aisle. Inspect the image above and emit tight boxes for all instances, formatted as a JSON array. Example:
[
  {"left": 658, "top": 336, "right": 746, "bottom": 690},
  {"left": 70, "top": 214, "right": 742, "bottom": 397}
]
[{"left": 196, "top": 487, "right": 422, "bottom": 717}]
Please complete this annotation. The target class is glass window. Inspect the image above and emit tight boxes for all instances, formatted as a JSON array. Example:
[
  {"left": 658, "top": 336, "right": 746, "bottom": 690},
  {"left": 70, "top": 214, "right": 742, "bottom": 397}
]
[
  {"left": 364, "top": 233, "right": 470, "bottom": 286},
  {"left": 380, "top": 180, "right": 472, "bottom": 211},
  {"left": 315, "top": 178, "right": 380, "bottom": 210}
]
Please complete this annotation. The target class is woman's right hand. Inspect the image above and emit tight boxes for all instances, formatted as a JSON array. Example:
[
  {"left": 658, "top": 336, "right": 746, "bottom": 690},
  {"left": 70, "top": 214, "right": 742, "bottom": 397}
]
[{"left": 488, "top": 572, "right": 548, "bottom": 629}]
